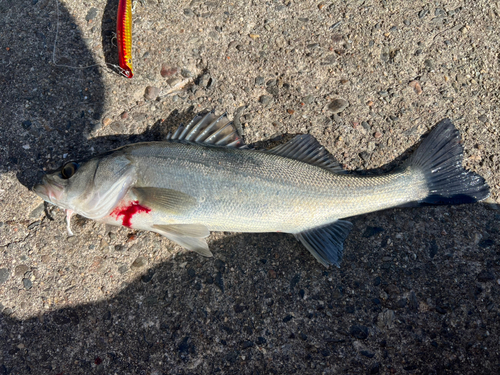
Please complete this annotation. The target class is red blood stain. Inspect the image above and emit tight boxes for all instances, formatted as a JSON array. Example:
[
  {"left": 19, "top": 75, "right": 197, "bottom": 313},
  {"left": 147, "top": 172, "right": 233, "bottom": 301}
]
[{"left": 110, "top": 200, "right": 151, "bottom": 228}]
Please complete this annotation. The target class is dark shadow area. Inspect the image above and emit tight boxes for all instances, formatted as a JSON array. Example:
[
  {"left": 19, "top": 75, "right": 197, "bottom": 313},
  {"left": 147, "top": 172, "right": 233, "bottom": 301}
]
[
  {"left": 0, "top": 0, "right": 105, "bottom": 187},
  {"left": 101, "top": 0, "right": 120, "bottom": 73},
  {"left": 1, "top": 207, "right": 499, "bottom": 374}
]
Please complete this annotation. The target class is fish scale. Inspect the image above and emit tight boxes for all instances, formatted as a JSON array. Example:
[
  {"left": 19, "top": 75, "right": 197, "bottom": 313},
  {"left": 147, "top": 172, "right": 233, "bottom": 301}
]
[{"left": 34, "top": 112, "right": 489, "bottom": 267}]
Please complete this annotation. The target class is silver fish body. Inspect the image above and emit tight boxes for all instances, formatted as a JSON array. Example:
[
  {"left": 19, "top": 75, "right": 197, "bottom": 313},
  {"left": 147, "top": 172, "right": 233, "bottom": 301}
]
[
  {"left": 34, "top": 112, "right": 490, "bottom": 267},
  {"left": 98, "top": 141, "right": 425, "bottom": 232}
]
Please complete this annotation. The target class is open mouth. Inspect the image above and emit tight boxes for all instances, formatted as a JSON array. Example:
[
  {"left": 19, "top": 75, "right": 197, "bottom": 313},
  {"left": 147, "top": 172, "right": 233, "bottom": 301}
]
[{"left": 33, "top": 179, "right": 64, "bottom": 203}]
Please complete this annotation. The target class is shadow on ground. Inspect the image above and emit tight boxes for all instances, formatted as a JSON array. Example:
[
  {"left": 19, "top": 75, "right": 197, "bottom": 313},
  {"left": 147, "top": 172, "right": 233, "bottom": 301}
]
[
  {"left": 1, "top": 207, "right": 499, "bottom": 374},
  {"left": 0, "top": 0, "right": 105, "bottom": 187}
]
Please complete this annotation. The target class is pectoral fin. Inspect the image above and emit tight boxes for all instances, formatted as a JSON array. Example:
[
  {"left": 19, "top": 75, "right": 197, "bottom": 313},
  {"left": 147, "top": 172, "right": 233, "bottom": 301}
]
[
  {"left": 295, "top": 220, "right": 353, "bottom": 268},
  {"left": 153, "top": 224, "right": 213, "bottom": 257},
  {"left": 132, "top": 187, "right": 197, "bottom": 215}
]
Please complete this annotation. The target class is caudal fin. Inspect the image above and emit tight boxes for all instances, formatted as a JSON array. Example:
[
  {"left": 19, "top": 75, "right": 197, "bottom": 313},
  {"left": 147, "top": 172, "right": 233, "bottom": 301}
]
[{"left": 406, "top": 119, "right": 489, "bottom": 205}]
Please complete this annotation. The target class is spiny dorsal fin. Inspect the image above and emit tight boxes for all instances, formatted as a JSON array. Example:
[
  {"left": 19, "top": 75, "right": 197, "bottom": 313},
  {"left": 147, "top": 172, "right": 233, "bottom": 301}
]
[
  {"left": 166, "top": 110, "right": 245, "bottom": 148},
  {"left": 268, "top": 134, "right": 345, "bottom": 173}
]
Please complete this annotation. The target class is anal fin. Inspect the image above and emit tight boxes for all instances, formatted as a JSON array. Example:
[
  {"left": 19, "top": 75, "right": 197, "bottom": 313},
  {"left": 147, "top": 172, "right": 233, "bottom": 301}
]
[
  {"left": 153, "top": 224, "right": 213, "bottom": 257},
  {"left": 295, "top": 220, "right": 353, "bottom": 268}
]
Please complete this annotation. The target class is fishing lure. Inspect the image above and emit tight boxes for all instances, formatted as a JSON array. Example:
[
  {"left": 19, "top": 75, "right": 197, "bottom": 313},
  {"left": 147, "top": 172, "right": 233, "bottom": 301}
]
[{"left": 116, "top": 0, "right": 134, "bottom": 78}]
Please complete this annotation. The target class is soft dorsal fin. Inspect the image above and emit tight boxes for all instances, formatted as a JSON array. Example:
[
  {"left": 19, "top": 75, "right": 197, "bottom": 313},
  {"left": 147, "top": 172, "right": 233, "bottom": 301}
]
[
  {"left": 166, "top": 110, "right": 245, "bottom": 148},
  {"left": 268, "top": 134, "right": 345, "bottom": 173}
]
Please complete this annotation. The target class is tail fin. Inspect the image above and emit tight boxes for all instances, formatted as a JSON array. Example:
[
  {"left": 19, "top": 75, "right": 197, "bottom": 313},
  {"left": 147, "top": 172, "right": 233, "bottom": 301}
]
[{"left": 406, "top": 119, "right": 489, "bottom": 205}]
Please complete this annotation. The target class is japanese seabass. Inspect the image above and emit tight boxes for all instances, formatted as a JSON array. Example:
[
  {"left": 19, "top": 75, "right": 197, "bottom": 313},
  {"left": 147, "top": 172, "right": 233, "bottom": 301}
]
[{"left": 33, "top": 112, "right": 489, "bottom": 267}]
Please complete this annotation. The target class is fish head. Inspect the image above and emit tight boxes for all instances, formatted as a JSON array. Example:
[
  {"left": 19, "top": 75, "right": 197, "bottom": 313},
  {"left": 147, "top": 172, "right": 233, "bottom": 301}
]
[{"left": 34, "top": 154, "right": 135, "bottom": 220}]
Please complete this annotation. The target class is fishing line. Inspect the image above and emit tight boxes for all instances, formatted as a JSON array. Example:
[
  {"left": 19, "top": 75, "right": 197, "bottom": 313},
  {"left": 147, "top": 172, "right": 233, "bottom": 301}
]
[{"left": 50, "top": 0, "right": 128, "bottom": 77}]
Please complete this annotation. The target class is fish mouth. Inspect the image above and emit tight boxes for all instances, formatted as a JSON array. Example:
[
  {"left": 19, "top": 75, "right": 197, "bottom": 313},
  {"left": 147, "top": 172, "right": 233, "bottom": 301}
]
[{"left": 33, "top": 179, "right": 64, "bottom": 204}]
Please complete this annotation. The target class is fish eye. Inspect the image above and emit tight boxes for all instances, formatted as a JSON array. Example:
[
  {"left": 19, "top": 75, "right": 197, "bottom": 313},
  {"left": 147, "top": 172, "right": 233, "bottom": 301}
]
[{"left": 61, "top": 162, "right": 78, "bottom": 179}]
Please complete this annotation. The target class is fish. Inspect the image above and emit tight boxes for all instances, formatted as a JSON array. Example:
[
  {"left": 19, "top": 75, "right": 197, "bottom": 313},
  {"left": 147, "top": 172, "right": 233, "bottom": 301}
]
[{"left": 33, "top": 111, "right": 490, "bottom": 267}]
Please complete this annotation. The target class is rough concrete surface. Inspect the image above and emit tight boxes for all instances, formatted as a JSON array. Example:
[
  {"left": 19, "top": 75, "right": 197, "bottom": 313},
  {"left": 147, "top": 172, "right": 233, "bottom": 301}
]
[{"left": 1, "top": 0, "right": 499, "bottom": 374}]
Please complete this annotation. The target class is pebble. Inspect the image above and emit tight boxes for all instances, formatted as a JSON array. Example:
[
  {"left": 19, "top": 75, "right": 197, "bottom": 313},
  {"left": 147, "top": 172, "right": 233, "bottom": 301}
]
[
  {"left": 3, "top": 308, "right": 13, "bottom": 316},
  {"left": 15, "top": 265, "right": 29, "bottom": 277},
  {"left": 183, "top": 8, "right": 194, "bottom": 17},
  {"left": 409, "top": 80, "right": 422, "bottom": 95},
  {"left": 131, "top": 257, "right": 147, "bottom": 269},
  {"left": 260, "top": 95, "right": 273, "bottom": 105},
  {"left": 255, "top": 76, "right": 265, "bottom": 86},
  {"left": 303, "top": 95, "right": 314, "bottom": 104},
  {"left": 118, "top": 265, "right": 129, "bottom": 274},
  {"left": 268, "top": 269, "right": 277, "bottom": 279},
  {"left": 120, "top": 111, "right": 129, "bottom": 120},
  {"left": 478, "top": 115, "right": 488, "bottom": 123},
  {"left": 418, "top": 9, "right": 429, "bottom": 18},
  {"left": 85, "top": 7, "right": 98, "bottom": 22},
  {"left": 29, "top": 203, "right": 45, "bottom": 218},
  {"left": 102, "top": 117, "right": 112, "bottom": 127},
  {"left": 328, "top": 98, "right": 349, "bottom": 113},
  {"left": 380, "top": 51, "right": 390, "bottom": 62},
  {"left": 424, "top": 59, "right": 434, "bottom": 70},
  {"left": 180, "top": 68, "right": 194, "bottom": 78},
  {"left": 23, "top": 278, "right": 33, "bottom": 290},
  {"left": 359, "top": 152, "right": 371, "bottom": 163},
  {"left": 160, "top": 64, "right": 178, "bottom": 78},
  {"left": 0, "top": 268, "right": 10, "bottom": 284},
  {"left": 144, "top": 86, "right": 160, "bottom": 100},
  {"left": 377, "top": 309, "right": 395, "bottom": 329}
]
